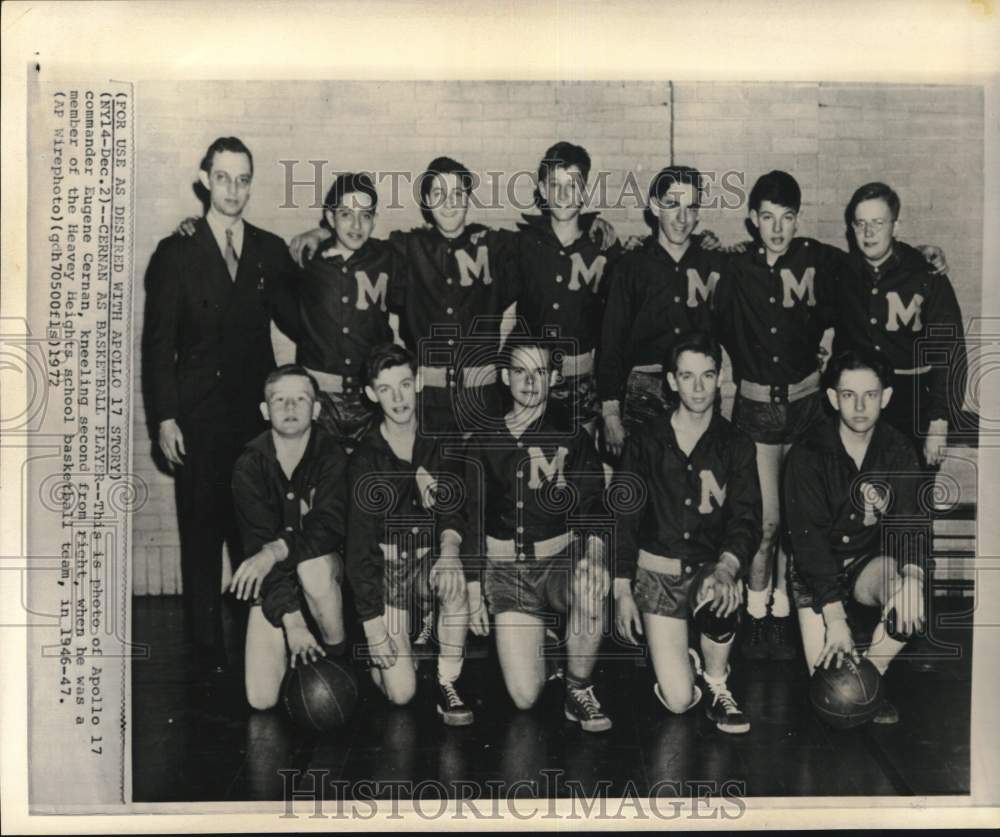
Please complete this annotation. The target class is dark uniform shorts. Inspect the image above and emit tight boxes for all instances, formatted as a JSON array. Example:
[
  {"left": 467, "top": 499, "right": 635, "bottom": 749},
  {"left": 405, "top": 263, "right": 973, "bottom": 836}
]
[
  {"left": 731, "top": 389, "right": 826, "bottom": 446},
  {"left": 787, "top": 553, "right": 879, "bottom": 613},
  {"left": 316, "top": 390, "right": 375, "bottom": 446},
  {"left": 484, "top": 553, "right": 574, "bottom": 620},
  {"left": 383, "top": 547, "right": 434, "bottom": 615},
  {"left": 633, "top": 559, "right": 714, "bottom": 619}
]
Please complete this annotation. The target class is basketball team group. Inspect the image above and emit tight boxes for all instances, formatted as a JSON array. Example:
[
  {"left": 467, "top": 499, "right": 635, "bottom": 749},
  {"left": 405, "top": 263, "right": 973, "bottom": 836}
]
[{"left": 142, "top": 135, "right": 967, "bottom": 735}]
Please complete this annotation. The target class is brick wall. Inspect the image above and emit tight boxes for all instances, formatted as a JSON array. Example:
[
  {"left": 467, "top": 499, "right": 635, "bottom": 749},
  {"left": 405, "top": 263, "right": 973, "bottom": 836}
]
[{"left": 130, "top": 80, "right": 984, "bottom": 595}]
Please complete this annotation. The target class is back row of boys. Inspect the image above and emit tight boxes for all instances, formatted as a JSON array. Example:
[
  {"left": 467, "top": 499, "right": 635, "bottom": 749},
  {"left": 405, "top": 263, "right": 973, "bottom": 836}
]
[{"left": 145, "top": 136, "right": 965, "bottom": 735}]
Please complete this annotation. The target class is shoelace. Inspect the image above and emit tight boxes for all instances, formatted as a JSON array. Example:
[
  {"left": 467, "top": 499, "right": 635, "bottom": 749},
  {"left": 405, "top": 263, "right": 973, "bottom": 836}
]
[
  {"left": 440, "top": 681, "right": 464, "bottom": 709},
  {"left": 571, "top": 685, "right": 605, "bottom": 718},
  {"left": 751, "top": 617, "right": 767, "bottom": 642},
  {"left": 707, "top": 682, "right": 739, "bottom": 714},
  {"left": 771, "top": 619, "right": 787, "bottom": 642}
]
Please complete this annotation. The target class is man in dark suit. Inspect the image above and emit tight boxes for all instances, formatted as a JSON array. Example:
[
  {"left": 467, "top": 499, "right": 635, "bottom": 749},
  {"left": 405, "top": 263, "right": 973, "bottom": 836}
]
[{"left": 142, "top": 136, "right": 296, "bottom": 669}]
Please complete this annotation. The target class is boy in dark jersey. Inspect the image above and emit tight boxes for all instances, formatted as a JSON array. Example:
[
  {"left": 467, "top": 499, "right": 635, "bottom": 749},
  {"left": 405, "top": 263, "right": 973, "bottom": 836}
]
[
  {"left": 287, "top": 155, "right": 616, "bottom": 436},
  {"left": 345, "top": 344, "right": 476, "bottom": 724},
  {"left": 505, "top": 142, "right": 622, "bottom": 434},
  {"left": 449, "top": 338, "right": 613, "bottom": 732},
  {"left": 612, "top": 332, "right": 761, "bottom": 733},
  {"left": 835, "top": 181, "right": 966, "bottom": 469},
  {"left": 712, "top": 170, "right": 844, "bottom": 661},
  {"left": 599, "top": 166, "right": 725, "bottom": 457},
  {"left": 229, "top": 365, "right": 349, "bottom": 709},
  {"left": 785, "top": 348, "right": 930, "bottom": 725}
]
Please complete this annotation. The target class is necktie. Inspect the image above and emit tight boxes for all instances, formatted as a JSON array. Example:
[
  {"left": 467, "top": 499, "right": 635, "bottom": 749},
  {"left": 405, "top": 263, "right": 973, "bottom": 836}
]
[{"left": 224, "top": 227, "right": 239, "bottom": 281}]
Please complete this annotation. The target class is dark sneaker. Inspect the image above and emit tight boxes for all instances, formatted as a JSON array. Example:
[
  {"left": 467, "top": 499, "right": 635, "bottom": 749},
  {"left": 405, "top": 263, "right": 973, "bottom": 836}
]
[
  {"left": 741, "top": 614, "right": 770, "bottom": 661},
  {"left": 436, "top": 679, "right": 474, "bottom": 726},
  {"left": 872, "top": 699, "right": 899, "bottom": 725},
  {"left": 564, "top": 684, "right": 613, "bottom": 733},
  {"left": 703, "top": 678, "right": 751, "bottom": 734},
  {"left": 767, "top": 615, "right": 797, "bottom": 661}
]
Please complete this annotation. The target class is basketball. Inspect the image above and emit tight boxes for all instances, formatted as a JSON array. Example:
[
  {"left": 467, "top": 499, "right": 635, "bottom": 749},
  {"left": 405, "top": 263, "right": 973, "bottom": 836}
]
[
  {"left": 281, "top": 657, "right": 360, "bottom": 732},
  {"left": 688, "top": 565, "right": 740, "bottom": 643},
  {"left": 809, "top": 657, "right": 884, "bottom": 729}
]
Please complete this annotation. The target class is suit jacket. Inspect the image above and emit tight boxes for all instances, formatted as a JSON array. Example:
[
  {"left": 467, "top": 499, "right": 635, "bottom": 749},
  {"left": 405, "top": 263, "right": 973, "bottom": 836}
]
[{"left": 142, "top": 217, "right": 296, "bottom": 437}]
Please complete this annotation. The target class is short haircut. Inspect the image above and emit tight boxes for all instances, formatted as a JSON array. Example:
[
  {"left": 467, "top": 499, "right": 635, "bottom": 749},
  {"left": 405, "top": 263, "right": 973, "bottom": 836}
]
[
  {"left": 665, "top": 330, "right": 722, "bottom": 377},
  {"left": 200, "top": 136, "right": 254, "bottom": 176},
  {"left": 322, "top": 172, "right": 378, "bottom": 224},
  {"left": 418, "top": 156, "right": 475, "bottom": 225},
  {"left": 844, "top": 181, "right": 901, "bottom": 227},
  {"left": 537, "top": 141, "right": 592, "bottom": 184},
  {"left": 749, "top": 170, "right": 801, "bottom": 213},
  {"left": 501, "top": 336, "right": 554, "bottom": 371},
  {"left": 644, "top": 165, "right": 704, "bottom": 231},
  {"left": 364, "top": 343, "right": 417, "bottom": 387},
  {"left": 823, "top": 347, "right": 894, "bottom": 392},
  {"left": 263, "top": 364, "right": 319, "bottom": 399}
]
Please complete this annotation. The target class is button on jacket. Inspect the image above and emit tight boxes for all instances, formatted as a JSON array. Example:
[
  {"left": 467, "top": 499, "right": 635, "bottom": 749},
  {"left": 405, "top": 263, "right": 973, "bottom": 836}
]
[
  {"left": 832, "top": 241, "right": 966, "bottom": 423},
  {"left": 283, "top": 238, "right": 404, "bottom": 382},
  {"left": 784, "top": 416, "right": 930, "bottom": 611},
  {"left": 388, "top": 224, "right": 520, "bottom": 364},
  {"left": 345, "top": 425, "right": 472, "bottom": 623},
  {"left": 231, "top": 427, "right": 349, "bottom": 627},
  {"left": 713, "top": 238, "right": 842, "bottom": 385},
  {"left": 506, "top": 213, "right": 621, "bottom": 353},
  {"left": 598, "top": 235, "right": 723, "bottom": 403},
  {"left": 452, "top": 415, "right": 606, "bottom": 556},
  {"left": 612, "top": 411, "right": 762, "bottom": 580}
]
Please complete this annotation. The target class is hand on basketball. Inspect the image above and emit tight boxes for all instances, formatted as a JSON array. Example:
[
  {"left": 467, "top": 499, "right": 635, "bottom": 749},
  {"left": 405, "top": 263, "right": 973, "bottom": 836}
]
[
  {"left": 613, "top": 579, "right": 643, "bottom": 645},
  {"left": 589, "top": 217, "right": 618, "bottom": 252},
  {"left": 363, "top": 617, "right": 398, "bottom": 670},
  {"left": 917, "top": 244, "right": 949, "bottom": 276},
  {"left": 158, "top": 419, "right": 186, "bottom": 468},
  {"left": 818, "top": 618, "right": 858, "bottom": 670},
  {"left": 467, "top": 580, "right": 489, "bottom": 637},
  {"left": 603, "top": 413, "right": 627, "bottom": 458},
  {"left": 289, "top": 227, "right": 330, "bottom": 267},
  {"left": 885, "top": 574, "right": 926, "bottom": 637},
  {"left": 701, "top": 562, "right": 743, "bottom": 619},
  {"left": 285, "top": 623, "right": 325, "bottom": 669},
  {"left": 229, "top": 547, "right": 279, "bottom": 601},
  {"left": 430, "top": 556, "right": 466, "bottom": 603},
  {"left": 174, "top": 216, "right": 199, "bottom": 237}
]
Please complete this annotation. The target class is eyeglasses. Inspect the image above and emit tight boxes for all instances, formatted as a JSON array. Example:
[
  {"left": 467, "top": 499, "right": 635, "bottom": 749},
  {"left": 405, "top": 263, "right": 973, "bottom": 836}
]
[{"left": 851, "top": 219, "right": 890, "bottom": 234}]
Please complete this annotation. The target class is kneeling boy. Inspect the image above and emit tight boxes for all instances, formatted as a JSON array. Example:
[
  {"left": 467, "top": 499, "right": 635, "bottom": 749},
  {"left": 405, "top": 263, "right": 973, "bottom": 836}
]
[
  {"left": 230, "top": 365, "right": 349, "bottom": 710},
  {"left": 613, "top": 332, "right": 762, "bottom": 733},
  {"left": 346, "top": 344, "right": 476, "bottom": 725},
  {"left": 785, "top": 347, "right": 931, "bottom": 725}
]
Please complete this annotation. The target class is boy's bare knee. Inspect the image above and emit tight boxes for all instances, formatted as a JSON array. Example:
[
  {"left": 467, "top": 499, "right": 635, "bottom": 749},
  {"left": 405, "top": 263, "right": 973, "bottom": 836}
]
[
  {"left": 658, "top": 682, "right": 696, "bottom": 714},
  {"left": 508, "top": 681, "right": 543, "bottom": 711},
  {"left": 247, "top": 687, "right": 280, "bottom": 712},
  {"left": 385, "top": 680, "right": 417, "bottom": 707}
]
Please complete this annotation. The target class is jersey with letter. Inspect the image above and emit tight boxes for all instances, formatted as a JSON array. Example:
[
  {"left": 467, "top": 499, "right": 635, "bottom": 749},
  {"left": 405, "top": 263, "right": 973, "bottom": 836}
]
[
  {"left": 712, "top": 238, "right": 841, "bottom": 385},
  {"left": 286, "top": 238, "right": 404, "bottom": 380},
  {"left": 612, "top": 411, "right": 762, "bottom": 579},
  {"left": 597, "top": 235, "right": 724, "bottom": 404},
  {"left": 784, "top": 416, "right": 930, "bottom": 611},
  {"left": 832, "top": 240, "right": 966, "bottom": 423},
  {"left": 505, "top": 213, "right": 620, "bottom": 355},
  {"left": 452, "top": 416, "right": 606, "bottom": 559}
]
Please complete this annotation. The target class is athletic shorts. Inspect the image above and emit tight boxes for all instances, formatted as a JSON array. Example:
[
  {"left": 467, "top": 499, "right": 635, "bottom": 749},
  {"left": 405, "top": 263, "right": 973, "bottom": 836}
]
[
  {"left": 548, "top": 372, "right": 599, "bottom": 432},
  {"left": 484, "top": 552, "right": 574, "bottom": 619},
  {"left": 383, "top": 546, "right": 434, "bottom": 615},
  {"left": 731, "top": 389, "right": 826, "bottom": 446},
  {"left": 622, "top": 369, "right": 668, "bottom": 433},
  {"left": 316, "top": 390, "right": 375, "bottom": 446},
  {"left": 633, "top": 558, "right": 713, "bottom": 619},
  {"left": 787, "top": 553, "right": 879, "bottom": 614}
]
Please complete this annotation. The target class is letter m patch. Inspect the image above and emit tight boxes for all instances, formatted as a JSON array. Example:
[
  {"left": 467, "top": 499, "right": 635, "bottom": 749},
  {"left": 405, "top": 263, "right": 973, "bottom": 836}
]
[
  {"left": 780, "top": 267, "right": 816, "bottom": 307},
  {"left": 885, "top": 292, "right": 924, "bottom": 332},
  {"left": 355, "top": 271, "right": 389, "bottom": 312},
  {"left": 528, "top": 446, "right": 568, "bottom": 490},
  {"left": 567, "top": 253, "right": 607, "bottom": 292},
  {"left": 697, "top": 469, "right": 726, "bottom": 514},
  {"left": 456, "top": 246, "right": 493, "bottom": 287}
]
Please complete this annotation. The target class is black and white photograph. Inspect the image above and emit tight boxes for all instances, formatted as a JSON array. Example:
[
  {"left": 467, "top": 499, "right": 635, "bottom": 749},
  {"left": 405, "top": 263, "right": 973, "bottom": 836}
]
[{"left": 2, "top": 1, "right": 999, "bottom": 832}]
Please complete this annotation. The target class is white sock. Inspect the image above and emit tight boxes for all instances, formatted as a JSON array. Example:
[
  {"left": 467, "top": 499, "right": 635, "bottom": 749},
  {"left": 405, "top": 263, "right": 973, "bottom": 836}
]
[
  {"left": 703, "top": 668, "right": 729, "bottom": 688},
  {"left": 771, "top": 588, "right": 791, "bottom": 618},
  {"left": 746, "top": 587, "right": 769, "bottom": 619},
  {"left": 437, "top": 654, "right": 463, "bottom": 684}
]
